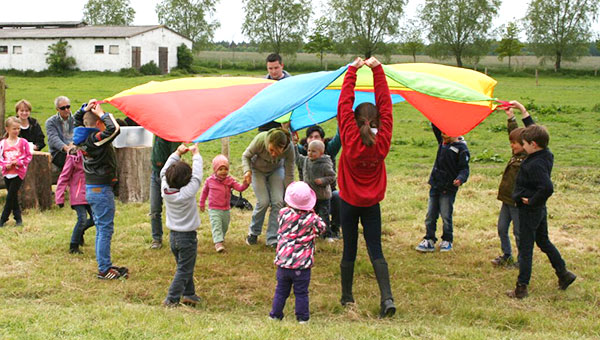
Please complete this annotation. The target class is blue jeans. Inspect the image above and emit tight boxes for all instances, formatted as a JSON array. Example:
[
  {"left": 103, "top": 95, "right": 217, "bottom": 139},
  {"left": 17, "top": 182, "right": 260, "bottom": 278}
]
[
  {"left": 149, "top": 170, "right": 164, "bottom": 241},
  {"left": 86, "top": 185, "right": 115, "bottom": 273},
  {"left": 517, "top": 206, "right": 565, "bottom": 286},
  {"left": 497, "top": 203, "right": 520, "bottom": 257},
  {"left": 270, "top": 267, "right": 311, "bottom": 321},
  {"left": 424, "top": 187, "right": 457, "bottom": 243},
  {"left": 248, "top": 167, "right": 284, "bottom": 246},
  {"left": 70, "top": 204, "right": 94, "bottom": 245},
  {"left": 315, "top": 199, "right": 331, "bottom": 236},
  {"left": 167, "top": 230, "right": 198, "bottom": 302},
  {"left": 340, "top": 199, "right": 384, "bottom": 262}
]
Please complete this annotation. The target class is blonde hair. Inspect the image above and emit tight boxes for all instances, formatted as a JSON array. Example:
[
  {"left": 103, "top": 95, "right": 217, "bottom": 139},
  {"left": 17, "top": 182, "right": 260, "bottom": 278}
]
[
  {"left": 15, "top": 99, "right": 32, "bottom": 114},
  {"left": 3, "top": 117, "right": 21, "bottom": 139},
  {"left": 266, "top": 128, "right": 290, "bottom": 150}
]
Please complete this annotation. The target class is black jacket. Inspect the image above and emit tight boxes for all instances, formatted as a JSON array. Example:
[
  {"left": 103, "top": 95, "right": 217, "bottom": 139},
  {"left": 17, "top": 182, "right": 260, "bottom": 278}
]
[
  {"left": 73, "top": 108, "right": 120, "bottom": 185},
  {"left": 428, "top": 124, "right": 470, "bottom": 193},
  {"left": 18, "top": 117, "right": 46, "bottom": 151},
  {"left": 512, "top": 148, "right": 554, "bottom": 208}
]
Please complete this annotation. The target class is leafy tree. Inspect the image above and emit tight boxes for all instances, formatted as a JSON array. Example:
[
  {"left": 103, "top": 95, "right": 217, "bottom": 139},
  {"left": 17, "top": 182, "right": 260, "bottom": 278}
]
[
  {"left": 46, "top": 39, "right": 76, "bottom": 73},
  {"left": 420, "top": 0, "right": 500, "bottom": 67},
  {"left": 177, "top": 44, "right": 194, "bottom": 72},
  {"left": 156, "top": 0, "right": 219, "bottom": 47},
  {"left": 304, "top": 18, "right": 334, "bottom": 68},
  {"left": 525, "top": 0, "right": 599, "bottom": 70},
  {"left": 399, "top": 19, "right": 424, "bottom": 62},
  {"left": 242, "top": 0, "right": 311, "bottom": 56},
  {"left": 327, "top": 0, "right": 406, "bottom": 58},
  {"left": 82, "top": 0, "right": 135, "bottom": 25},
  {"left": 496, "top": 22, "right": 524, "bottom": 68}
]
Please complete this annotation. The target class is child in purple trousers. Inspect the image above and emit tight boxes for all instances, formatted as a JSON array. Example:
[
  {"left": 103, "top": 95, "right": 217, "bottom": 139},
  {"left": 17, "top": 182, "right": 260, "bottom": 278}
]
[{"left": 269, "top": 181, "right": 325, "bottom": 323}]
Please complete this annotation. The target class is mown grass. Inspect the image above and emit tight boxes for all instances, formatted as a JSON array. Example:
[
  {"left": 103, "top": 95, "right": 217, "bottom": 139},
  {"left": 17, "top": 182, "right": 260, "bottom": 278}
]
[{"left": 0, "top": 71, "right": 599, "bottom": 339}]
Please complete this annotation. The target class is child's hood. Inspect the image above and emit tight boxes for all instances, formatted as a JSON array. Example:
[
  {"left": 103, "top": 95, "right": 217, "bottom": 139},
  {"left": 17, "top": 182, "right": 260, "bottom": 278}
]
[
  {"left": 73, "top": 127, "right": 100, "bottom": 145},
  {"left": 311, "top": 154, "right": 332, "bottom": 165}
]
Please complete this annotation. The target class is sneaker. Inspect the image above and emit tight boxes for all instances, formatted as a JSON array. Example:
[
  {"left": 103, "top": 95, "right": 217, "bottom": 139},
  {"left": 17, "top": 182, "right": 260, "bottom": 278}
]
[
  {"left": 162, "top": 299, "right": 179, "bottom": 308},
  {"left": 491, "top": 254, "right": 513, "bottom": 266},
  {"left": 267, "top": 243, "right": 277, "bottom": 250},
  {"left": 298, "top": 320, "right": 309, "bottom": 324},
  {"left": 150, "top": 240, "right": 162, "bottom": 250},
  {"left": 245, "top": 234, "right": 257, "bottom": 245},
  {"left": 69, "top": 244, "right": 83, "bottom": 254},
  {"left": 215, "top": 242, "right": 225, "bottom": 253},
  {"left": 111, "top": 266, "right": 129, "bottom": 279},
  {"left": 415, "top": 239, "right": 435, "bottom": 252},
  {"left": 97, "top": 268, "right": 121, "bottom": 280},
  {"left": 15, "top": 220, "right": 23, "bottom": 226},
  {"left": 439, "top": 240, "right": 453, "bottom": 252},
  {"left": 181, "top": 295, "right": 201, "bottom": 306},
  {"left": 326, "top": 237, "right": 336, "bottom": 243},
  {"left": 506, "top": 283, "right": 528, "bottom": 299}
]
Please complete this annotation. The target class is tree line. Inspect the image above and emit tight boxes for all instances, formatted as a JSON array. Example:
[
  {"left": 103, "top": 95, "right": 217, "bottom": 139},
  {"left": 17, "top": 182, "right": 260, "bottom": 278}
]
[{"left": 82, "top": 0, "right": 600, "bottom": 70}]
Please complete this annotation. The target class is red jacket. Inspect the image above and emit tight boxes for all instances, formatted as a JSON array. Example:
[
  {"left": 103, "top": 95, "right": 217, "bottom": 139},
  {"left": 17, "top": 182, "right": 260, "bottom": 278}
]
[{"left": 337, "top": 64, "right": 393, "bottom": 207}]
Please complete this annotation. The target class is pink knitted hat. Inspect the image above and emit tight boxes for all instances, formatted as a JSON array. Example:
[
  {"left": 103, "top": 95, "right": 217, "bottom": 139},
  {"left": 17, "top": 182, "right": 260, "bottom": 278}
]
[
  {"left": 284, "top": 181, "right": 316, "bottom": 211},
  {"left": 212, "top": 154, "right": 229, "bottom": 173}
]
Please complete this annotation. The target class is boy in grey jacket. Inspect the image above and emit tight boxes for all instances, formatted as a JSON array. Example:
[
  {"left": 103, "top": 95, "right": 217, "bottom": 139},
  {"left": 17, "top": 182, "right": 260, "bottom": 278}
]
[
  {"left": 295, "top": 140, "right": 336, "bottom": 240},
  {"left": 161, "top": 144, "right": 203, "bottom": 307}
]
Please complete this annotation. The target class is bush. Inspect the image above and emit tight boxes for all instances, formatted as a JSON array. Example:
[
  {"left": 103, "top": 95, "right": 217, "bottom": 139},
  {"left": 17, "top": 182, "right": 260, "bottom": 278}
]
[
  {"left": 168, "top": 68, "right": 189, "bottom": 77},
  {"left": 45, "top": 39, "right": 76, "bottom": 73},
  {"left": 118, "top": 67, "right": 142, "bottom": 77},
  {"left": 177, "top": 44, "right": 194, "bottom": 73},
  {"left": 139, "top": 61, "right": 161, "bottom": 75}
]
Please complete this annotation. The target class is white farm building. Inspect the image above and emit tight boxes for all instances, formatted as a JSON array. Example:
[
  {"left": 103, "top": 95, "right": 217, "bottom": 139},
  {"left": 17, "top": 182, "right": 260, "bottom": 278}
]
[{"left": 0, "top": 22, "right": 192, "bottom": 73}]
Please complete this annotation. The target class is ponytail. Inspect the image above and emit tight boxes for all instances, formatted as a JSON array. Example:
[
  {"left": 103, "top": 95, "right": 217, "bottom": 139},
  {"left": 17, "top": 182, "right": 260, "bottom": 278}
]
[{"left": 354, "top": 102, "right": 379, "bottom": 147}]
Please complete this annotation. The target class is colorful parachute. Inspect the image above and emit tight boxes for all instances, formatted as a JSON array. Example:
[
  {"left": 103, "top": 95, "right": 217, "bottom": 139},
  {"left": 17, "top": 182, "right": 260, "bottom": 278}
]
[{"left": 102, "top": 63, "right": 497, "bottom": 142}]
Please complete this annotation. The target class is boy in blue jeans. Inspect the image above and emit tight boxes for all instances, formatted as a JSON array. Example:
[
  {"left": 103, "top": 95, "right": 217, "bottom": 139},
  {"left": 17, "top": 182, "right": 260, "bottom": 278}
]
[
  {"left": 161, "top": 144, "right": 203, "bottom": 307},
  {"left": 73, "top": 99, "right": 128, "bottom": 279},
  {"left": 416, "top": 124, "right": 470, "bottom": 252},
  {"left": 506, "top": 125, "right": 576, "bottom": 298}
]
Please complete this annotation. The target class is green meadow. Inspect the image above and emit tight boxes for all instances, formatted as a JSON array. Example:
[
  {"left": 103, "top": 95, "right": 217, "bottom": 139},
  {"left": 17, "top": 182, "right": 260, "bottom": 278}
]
[{"left": 0, "top": 71, "right": 599, "bottom": 339}]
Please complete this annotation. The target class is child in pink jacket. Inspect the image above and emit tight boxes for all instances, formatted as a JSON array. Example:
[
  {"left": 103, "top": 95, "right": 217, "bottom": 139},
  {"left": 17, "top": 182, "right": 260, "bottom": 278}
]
[
  {"left": 199, "top": 155, "right": 249, "bottom": 252},
  {"left": 55, "top": 149, "right": 95, "bottom": 254},
  {"left": 0, "top": 117, "right": 32, "bottom": 227}
]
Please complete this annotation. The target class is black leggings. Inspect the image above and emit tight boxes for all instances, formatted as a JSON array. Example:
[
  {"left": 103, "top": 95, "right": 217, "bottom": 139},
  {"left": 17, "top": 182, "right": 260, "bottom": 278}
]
[
  {"left": 2, "top": 176, "right": 23, "bottom": 223},
  {"left": 340, "top": 198, "right": 384, "bottom": 262}
]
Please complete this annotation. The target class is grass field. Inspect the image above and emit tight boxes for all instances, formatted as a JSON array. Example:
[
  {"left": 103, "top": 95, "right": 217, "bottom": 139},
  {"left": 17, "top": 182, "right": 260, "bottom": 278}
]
[{"left": 0, "top": 70, "right": 599, "bottom": 339}]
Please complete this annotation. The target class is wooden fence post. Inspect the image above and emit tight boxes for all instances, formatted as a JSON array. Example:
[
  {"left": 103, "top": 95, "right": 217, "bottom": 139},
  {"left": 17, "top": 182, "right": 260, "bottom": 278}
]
[
  {"left": 20, "top": 152, "right": 53, "bottom": 211},
  {"left": 221, "top": 137, "right": 230, "bottom": 159},
  {"left": 115, "top": 147, "right": 152, "bottom": 203},
  {"left": 0, "top": 76, "right": 6, "bottom": 137},
  {"left": 535, "top": 69, "right": 539, "bottom": 86}
]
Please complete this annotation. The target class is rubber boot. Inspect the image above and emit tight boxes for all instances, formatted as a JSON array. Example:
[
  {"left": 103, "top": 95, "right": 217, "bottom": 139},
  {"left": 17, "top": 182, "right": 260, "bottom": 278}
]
[
  {"left": 506, "top": 282, "right": 528, "bottom": 299},
  {"left": 557, "top": 269, "right": 577, "bottom": 290},
  {"left": 14, "top": 207, "right": 23, "bottom": 226},
  {"left": 340, "top": 260, "right": 355, "bottom": 306},
  {"left": 372, "top": 258, "right": 395, "bottom": 318}
]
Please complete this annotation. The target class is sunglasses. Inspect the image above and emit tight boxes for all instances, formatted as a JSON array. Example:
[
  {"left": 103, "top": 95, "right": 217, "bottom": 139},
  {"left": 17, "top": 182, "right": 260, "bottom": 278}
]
[{"left": 58, "top": 105, "right": 71, "bottom": 110}]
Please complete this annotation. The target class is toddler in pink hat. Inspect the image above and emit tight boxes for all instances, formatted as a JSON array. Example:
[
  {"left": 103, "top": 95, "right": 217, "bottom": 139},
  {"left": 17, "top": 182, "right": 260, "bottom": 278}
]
[
  {"left": 269, "top": 181, "right": 325, "bottom": 323},
  {"left": 199, "top": 154, "right": 249, "bottom": 252}
]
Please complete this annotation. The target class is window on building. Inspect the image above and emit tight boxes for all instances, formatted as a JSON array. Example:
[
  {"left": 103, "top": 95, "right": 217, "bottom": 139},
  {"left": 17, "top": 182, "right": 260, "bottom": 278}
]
[
  {"left": 13, "top": 46, "right": 22, "bottom": 54},
  {"left": 95, "top": 45, "right": 104, "bottom": 54},
  {"left": 109, "top": 45, "right": 119, "bottom": 55},
  {"left": 0, "top": 46, "right": 8, "bottom": 54}
]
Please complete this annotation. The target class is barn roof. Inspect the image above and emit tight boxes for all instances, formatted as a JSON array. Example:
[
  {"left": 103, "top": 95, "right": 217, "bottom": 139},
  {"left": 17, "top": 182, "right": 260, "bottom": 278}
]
[{"left": 0, "top": 24, "right": 190, "bottom": 41}]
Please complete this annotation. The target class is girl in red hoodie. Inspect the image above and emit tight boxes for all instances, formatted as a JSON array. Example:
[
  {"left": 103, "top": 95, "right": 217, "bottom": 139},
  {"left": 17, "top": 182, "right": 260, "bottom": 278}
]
[{"left": 337, "top": 57, "right": 395, "bottom": 318}]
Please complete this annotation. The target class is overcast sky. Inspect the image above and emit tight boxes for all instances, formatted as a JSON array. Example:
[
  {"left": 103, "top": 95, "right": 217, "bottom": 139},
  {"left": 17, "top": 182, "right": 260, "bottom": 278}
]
[{"left": 1, "top": 0, "right": 598, "bottom": 42}]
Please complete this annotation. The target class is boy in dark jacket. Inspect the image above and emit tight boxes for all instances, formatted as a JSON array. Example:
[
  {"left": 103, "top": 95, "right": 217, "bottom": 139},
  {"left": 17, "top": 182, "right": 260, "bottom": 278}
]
[
  {"left": 492, "top": 100, "right": 535, "bottom": 266},
  {"left": 295, "top": 140, "right": 336, "bottom": 239},
  {"left": 73, "top": 99, "right": 128, "bottom": 280},
  {"left": 506, "top": 125, "right": 576, "bottom": 299},
  {"left": 416, "top": 124, "right": 470, "bottom": 252}
]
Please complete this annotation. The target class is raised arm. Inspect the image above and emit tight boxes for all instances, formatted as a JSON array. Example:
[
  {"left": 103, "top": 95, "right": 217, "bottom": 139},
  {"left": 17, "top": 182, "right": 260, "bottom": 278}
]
[
  {"left": 337, "top": 58, "right": 364, "bottom": 138},
  {"left": 370, "top": 60, "right": 393, "bottom": 156}
]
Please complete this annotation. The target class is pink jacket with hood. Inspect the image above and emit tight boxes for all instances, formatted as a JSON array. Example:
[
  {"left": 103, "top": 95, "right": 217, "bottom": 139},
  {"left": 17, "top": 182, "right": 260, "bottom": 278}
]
[
  {"left": 55, "top": 150, "right": 88, "bottom": 206},
  {"left": 0, "top": 137, "right": 32, "bottom": 180}
]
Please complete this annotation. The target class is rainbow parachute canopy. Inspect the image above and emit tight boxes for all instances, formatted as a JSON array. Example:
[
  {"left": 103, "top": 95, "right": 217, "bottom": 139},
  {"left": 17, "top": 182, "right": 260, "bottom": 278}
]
[{"left": 102, "top": 63, "right": 497, "bottom": 142}]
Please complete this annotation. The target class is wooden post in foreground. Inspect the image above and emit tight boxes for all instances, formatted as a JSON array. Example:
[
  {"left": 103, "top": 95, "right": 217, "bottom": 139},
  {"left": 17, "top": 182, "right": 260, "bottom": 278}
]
[
  {"left": 221, "top": 137, "right": 230, "bottom": 159},
  {"left": 0, "top": 76, "right": 6, "bottom": 137},
  {"left": 20, "top": 152, "right": 53, "bottom": 211},
  {"left": 115, "top": 147, "right": 151, "bottom": 203},
  {"left": 535, "top": 69, "right": 539, "bottom": 86}
]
